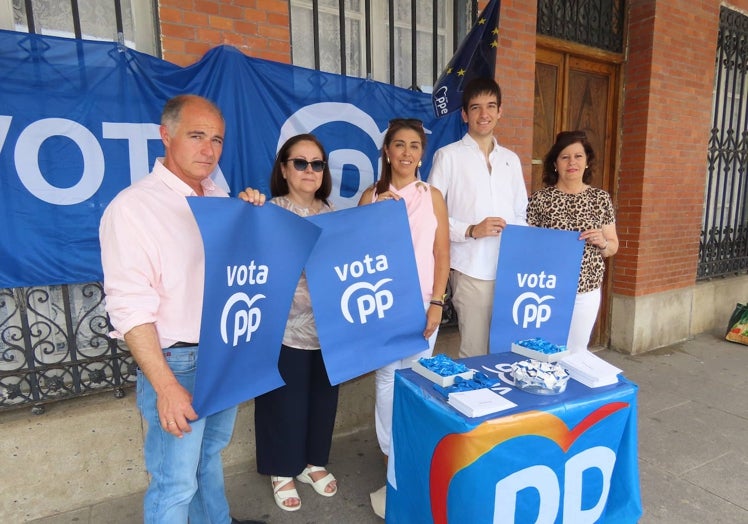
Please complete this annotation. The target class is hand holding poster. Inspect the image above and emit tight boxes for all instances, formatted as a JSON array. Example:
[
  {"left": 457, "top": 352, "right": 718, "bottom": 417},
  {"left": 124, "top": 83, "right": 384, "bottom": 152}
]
[
  {"left": 188, "top": 198, "right": 321, "bottom": 417},
  {"left": 490, "top": 225, "right": 584, "bottom": 352},
  {"left": 305, "top": 200, "right": 427, "bottom": 385}
]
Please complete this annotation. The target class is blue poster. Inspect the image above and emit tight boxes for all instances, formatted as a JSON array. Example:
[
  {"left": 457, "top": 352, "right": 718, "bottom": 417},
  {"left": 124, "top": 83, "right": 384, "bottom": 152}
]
[
  {"left": 0, "top": 29, "right": 465, "bottom": 289},
  {"left": 188, "top": 198, "right": 321, "bottom": 417},
  {"left": 305, "top": 200, "right": 427, "bottom": 385},
  {"left": 490, "top": 225, "right": 584, "bottom": 352}
]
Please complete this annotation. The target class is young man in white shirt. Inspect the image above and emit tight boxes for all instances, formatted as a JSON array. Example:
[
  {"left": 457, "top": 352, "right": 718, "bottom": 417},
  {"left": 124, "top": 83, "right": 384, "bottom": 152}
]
[{"left": 428, "top": 78, "right": 528, "bottom": 358}]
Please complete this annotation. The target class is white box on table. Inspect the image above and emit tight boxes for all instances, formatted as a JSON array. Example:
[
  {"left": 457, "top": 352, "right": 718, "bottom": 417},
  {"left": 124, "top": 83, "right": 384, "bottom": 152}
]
[
  {"left": 511, "top": 342, "right": 570, "bottom": 363},
  {"left": 411, "top": 361, "right": 474, "bottom": 387}
]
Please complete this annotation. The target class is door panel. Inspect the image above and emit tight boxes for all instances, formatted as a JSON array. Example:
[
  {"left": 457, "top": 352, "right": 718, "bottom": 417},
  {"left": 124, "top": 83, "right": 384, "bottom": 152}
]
[
  {"left": 532, "top": 49, "right": 563, "bottom": 194},
  {"left": 533, "top": 47, "right": 619, "bottom": 347},
  {"left": 567, "top": 57, "right": 616, "bottom": 191}
]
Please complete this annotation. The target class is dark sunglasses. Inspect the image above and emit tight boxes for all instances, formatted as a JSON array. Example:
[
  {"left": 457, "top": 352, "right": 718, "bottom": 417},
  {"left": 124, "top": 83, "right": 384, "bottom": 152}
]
[
  {"left": 389, "top": 118, "right": 424, "bottom": 127},
  {"left": 287, "top": 158, "right": 326, "bottom": 172}
]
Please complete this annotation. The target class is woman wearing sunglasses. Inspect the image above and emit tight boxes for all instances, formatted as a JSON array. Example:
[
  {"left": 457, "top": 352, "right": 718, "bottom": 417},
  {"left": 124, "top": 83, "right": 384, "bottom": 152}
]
[
  {"left": 358, "top": 118, "right": 450, "bottom": 518},
  {"left": 251, "top": 133, "right": 339, "bottom": 512}
]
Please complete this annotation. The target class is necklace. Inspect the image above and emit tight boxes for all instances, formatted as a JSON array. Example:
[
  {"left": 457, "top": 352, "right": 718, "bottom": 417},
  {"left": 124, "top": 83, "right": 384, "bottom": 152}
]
[{"left": 282, "top": 195, "right": 321, "bottom": 217}]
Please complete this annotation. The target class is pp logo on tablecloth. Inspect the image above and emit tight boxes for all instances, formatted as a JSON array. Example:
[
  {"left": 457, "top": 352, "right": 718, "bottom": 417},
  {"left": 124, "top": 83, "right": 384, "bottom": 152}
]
[{"left": 429, "top": 402, "right": 632, "bottom": 524}]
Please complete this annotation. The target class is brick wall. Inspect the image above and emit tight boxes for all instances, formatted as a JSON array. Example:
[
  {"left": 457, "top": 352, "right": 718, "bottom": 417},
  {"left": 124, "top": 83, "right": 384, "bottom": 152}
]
[
  {"left": 158, "top": 0, "right": 291, "bottom": 67},
  {"left": 615, "top": 0, "right": 733, "bottom": 297},
  {"left": 495, "top": 0, "right": 537, "bottom": 188}
]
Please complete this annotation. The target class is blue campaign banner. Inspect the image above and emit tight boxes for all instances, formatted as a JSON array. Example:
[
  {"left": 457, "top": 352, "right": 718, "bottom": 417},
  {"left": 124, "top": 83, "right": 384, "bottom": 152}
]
[
  {"left": 490, "top": 225, "right": 584, "bottom": 352},
  {"left": 187, "top": 198, "right": 321, "bottom": 418},
  {"left": 305, "top": 200, "right": 427, "bottom": 385},
  {"left": 0, "top": 29, "right": 465, "bottom": 289}
]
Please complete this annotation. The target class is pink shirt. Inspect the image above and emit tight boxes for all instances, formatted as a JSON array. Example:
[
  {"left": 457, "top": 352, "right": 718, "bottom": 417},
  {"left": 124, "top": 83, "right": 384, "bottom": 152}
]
[
  {"left": 99, "top": 159, "right": 228, "bottom": 348},
  {"left": 374, "top": 180, "right": 437, "bottom": 301}
]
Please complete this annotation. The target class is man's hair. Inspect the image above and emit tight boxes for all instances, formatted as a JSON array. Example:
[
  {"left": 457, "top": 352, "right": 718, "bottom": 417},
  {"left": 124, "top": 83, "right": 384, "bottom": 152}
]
[
  {"left": 161, "top": 94, "right": 224, "bottom": 136},
  {"left": 461, "top": 77, "right": 502, "bottom": 112}
]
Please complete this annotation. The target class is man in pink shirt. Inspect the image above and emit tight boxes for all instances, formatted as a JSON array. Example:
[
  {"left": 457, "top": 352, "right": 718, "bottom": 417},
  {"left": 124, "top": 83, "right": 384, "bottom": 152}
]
[{"left": 100, "top": 94, "right": 264, "bottom": 524}]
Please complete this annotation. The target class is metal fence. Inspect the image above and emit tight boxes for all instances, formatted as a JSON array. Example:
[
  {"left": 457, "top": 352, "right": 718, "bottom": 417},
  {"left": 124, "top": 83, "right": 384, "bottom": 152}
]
[
  {"left": 699, "top": 7, "right": 748, "bottom": 279},
  {"left": 0, "top": 283, "right": 135, "bottom": 413}
]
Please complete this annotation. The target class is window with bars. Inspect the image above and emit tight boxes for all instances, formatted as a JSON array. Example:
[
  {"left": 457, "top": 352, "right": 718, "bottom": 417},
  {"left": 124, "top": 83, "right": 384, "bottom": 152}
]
[
  {"left": 536, "top": 0, "right": 624, "bottom": 53},
  {"left": 1, "top": 0, "right": 158, "bottom": 55},
  {"left": 699, "top": 7, "right": 748, "bottom": 279},
  {"left": 289, "top": 0, "right": 477, "bottom": 90}
]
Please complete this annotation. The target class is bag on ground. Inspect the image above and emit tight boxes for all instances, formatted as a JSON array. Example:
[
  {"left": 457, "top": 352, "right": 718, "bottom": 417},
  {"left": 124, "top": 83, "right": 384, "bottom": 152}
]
[{"left": 725, "top": 303, "right": 748, "bottom": 345}]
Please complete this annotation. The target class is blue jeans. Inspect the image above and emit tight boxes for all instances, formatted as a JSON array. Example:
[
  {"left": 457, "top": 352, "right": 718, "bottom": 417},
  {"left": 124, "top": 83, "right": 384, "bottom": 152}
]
[{"left": 136, "top": 345, "right": 237, "bottom": 524}]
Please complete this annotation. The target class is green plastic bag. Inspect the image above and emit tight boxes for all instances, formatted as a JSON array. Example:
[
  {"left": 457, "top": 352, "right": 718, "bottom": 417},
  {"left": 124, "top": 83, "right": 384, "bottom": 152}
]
[{"left": 725, "top": 303, "right": 748, "bottom": 345}]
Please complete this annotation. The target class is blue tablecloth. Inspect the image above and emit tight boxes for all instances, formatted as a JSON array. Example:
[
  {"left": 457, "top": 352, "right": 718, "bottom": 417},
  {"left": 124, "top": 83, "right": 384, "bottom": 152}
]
[{"left": 387, "top": 352, "right": 642, "bottom": 523}]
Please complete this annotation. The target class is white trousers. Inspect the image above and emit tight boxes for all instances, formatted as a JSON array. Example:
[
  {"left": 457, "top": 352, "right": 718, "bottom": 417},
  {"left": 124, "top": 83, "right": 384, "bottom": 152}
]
[
  {"left": 375, "top": 306, "right": 438, "bottom": 456},
  {"left": 566, "top": 287, "right": 601, "bottom": 353}
]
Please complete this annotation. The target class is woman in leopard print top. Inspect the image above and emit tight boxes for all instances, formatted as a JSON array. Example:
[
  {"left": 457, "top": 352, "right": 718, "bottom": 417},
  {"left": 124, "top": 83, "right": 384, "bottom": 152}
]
[{"left": 526, "top": 130, "right": 619, "bottom": 353}]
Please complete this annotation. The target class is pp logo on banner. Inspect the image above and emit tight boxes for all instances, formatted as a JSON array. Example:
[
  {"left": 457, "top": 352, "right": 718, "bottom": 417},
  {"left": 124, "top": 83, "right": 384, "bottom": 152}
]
[
  {"left": 220, "top": 262, "right": 268, "bottom": 346},
  {"left": 513, "top": 272, "right": 558, "bottom": 329},
  {"left": 336, "top": 254, "right": 393, "bottom": 324}
]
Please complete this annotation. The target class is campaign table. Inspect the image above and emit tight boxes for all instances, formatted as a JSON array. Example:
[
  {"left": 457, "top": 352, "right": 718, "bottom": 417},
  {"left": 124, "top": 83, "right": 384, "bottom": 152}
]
[{"left": 386, "top": 352, "right": 641, "bottom": 523}]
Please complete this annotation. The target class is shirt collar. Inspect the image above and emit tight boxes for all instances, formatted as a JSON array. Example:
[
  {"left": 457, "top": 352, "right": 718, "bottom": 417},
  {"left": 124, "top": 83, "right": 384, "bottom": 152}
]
[
  {"left": 153, "top": 158, "right": 219, "bottom": 196},
  {"left": 461, "top": 132, "right": 499, "bottom": 153}
]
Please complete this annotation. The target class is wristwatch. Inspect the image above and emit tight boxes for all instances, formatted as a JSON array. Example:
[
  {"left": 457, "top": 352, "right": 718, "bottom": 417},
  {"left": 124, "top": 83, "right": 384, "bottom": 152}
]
[{"left": 429, "top": 293, "right": 448, "bottom": 307}]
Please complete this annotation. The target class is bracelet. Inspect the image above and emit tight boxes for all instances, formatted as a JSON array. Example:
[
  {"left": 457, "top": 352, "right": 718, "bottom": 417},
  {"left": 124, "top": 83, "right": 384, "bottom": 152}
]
[
  {"left": 466, "top": 225, "right": 475, "bottom": 239},
  {"left": 599, "top": 240, "right": 608, "bottom": 251},
  {"left": 429, "top": 300, "right": 445, "bottom": 307}
]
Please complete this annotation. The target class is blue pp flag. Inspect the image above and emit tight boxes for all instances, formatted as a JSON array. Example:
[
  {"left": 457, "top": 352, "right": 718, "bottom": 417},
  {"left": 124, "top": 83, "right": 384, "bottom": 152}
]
[
  {"left": 188, "top": 198, "right": 321, "bottom": 417},
  {"left": 489, "top": 225, "right": 584, "bottom": 352},
  {"left": 0, "top": 29, "right": 465, "bottom": 289},
  {"left": 305, "top": 200, "right": 427, "bottom": 385},
  {"left": 432, "top": 0, "right": 501, "bottom": 117}
]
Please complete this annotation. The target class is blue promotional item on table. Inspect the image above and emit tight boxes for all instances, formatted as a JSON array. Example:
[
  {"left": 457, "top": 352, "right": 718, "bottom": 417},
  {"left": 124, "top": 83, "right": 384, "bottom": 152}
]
[
  {"left": 416, "top": 354, "right": 508, "bottom": 418},
  {"left": 412, "top": 354, "right": 474, "bottom": 387},
  {"left": 511, "top": 337, "right": 570, "bottom": 362}
]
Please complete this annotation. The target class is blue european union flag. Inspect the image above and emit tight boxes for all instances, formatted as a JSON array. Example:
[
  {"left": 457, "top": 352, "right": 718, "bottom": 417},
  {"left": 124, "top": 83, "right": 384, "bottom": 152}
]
[{"left": 432, "top": 0, "right": 501, "bottom": 118}]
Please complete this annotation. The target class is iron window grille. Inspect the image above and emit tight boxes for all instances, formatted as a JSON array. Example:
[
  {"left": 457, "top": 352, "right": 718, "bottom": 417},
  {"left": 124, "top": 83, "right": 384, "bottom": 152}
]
[
  {"left": 536, "top": 0, "right": 624, "bottom": 53},
  {"left": 289, "top": 0, "right": 479, "bottom": 90},
  {"left": 699, "top": 7, "right": 748, "bottom": 280}
]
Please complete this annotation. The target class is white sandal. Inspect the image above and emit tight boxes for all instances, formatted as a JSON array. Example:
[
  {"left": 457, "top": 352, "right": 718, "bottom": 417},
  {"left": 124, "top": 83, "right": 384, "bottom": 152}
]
[
  {"left": 271, "top": 476, "right": 301, "bottom": 511},
  {"left": 296, "top": 465, "right": 337, "bottom": 497}
]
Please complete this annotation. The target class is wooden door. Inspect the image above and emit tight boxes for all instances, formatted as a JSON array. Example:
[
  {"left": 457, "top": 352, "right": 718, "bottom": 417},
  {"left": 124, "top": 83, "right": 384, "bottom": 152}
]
[{"left": 532, "top": 45, "right": 620, "bottom": 347}]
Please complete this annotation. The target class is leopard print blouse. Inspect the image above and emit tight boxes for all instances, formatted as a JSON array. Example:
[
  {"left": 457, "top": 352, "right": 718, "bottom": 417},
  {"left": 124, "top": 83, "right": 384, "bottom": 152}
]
[{"left": 526, "top": 186, "right": 615, "bottom": 293}]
